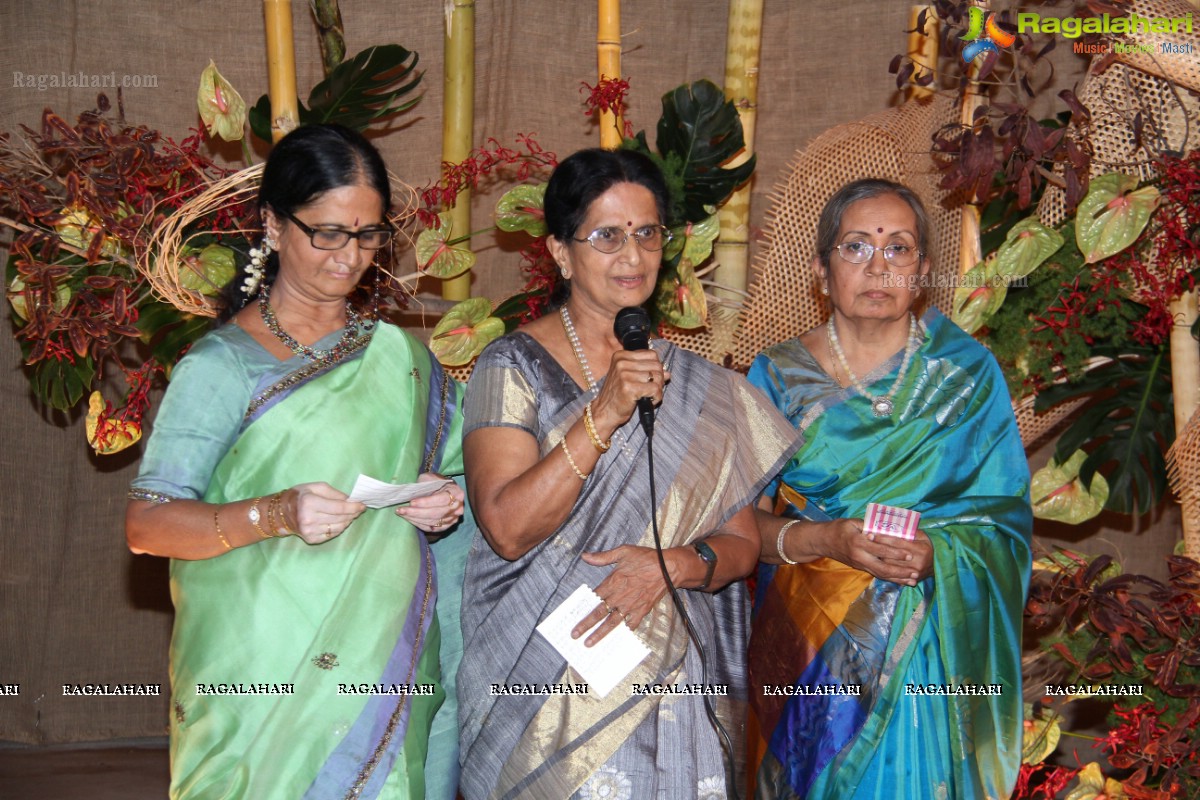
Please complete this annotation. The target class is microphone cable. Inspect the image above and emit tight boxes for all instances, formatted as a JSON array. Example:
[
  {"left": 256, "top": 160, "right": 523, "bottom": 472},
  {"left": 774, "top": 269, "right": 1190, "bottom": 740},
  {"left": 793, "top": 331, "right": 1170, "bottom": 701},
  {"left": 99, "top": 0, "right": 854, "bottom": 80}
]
[{"left": 644, "top": 408, "right": 743, "bottom": 800}]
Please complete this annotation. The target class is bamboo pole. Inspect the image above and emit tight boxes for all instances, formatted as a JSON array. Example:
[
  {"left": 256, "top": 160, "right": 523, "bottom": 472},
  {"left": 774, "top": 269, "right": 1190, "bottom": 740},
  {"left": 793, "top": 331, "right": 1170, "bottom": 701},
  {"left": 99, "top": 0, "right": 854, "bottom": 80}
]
[
  {"left": 712, "top": 0, "right": 763, "bottom": 328},
  {"left": 441, "top": 0, "right": 476, "bottom": 301},
  {"left": 262, "top": 0, "right": 299, "bottom": 142},
  {"left": 906, "top": 5, "right": 939, "bottom": 102},
  {"left": 957, "top": 1, "right": 988, "bottom": 277},
  {"left": 597, "top": 0, "right": 622, "bottom": 149},
  {"left": 311, "top": 0, "right": 346, "bottom": 77},
  {"left": 1170, "top": 290, "right": 1200, "bottom": 558}
]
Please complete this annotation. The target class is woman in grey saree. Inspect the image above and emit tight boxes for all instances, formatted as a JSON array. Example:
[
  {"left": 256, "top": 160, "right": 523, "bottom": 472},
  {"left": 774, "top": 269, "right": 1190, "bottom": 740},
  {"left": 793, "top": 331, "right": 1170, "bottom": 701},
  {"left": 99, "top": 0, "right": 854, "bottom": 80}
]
[{"left": 457, "top": 149, "right": 799, "bottom": 799}]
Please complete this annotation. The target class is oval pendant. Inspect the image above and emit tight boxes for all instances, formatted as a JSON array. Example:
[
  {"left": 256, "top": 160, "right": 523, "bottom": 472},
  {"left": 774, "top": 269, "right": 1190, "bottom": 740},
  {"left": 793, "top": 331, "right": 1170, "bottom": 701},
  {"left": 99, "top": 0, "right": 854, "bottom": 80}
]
[{"left": 872, "top": 397, "right": 894, "bottom": 417}]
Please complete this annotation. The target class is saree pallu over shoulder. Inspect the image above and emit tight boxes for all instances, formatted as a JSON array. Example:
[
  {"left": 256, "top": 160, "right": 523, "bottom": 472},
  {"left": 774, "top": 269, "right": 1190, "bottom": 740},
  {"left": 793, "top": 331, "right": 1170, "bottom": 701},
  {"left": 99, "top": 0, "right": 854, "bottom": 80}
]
[
  {"left": 459, "top": 335, "right": 802, "bottom": 800},
  {"left": 168, "top": 324, "right": 455, "bottom": 800},
  {"left": 746, "top": 309, "right": 1032, "bottom": 800}
]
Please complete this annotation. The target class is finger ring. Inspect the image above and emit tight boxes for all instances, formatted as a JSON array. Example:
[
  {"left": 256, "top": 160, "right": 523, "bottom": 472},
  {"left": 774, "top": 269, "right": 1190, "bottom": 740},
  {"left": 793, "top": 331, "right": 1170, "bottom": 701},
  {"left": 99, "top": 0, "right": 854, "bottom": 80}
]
[
  {"left": 443, "top": 488, "right": 454, "bottom": 502},
  {"left": 324, "top": 524, "right": 333, "bottom": 538},
  {"left": 602, "top": 600, "right": 612, "bottom": 613},
  {"left": 646, "top": 372, "right": 654, "bottom": 383}
]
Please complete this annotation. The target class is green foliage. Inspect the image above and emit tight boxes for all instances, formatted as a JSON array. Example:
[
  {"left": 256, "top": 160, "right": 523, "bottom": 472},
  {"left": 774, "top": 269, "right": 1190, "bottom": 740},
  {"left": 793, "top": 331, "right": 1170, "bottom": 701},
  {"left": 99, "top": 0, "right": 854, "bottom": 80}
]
[
  {"left": 1038, "top": 347, "right": 1173, "bottom": 516},
  {"left": 250, "top": 45, "right": 422, "bottom": 140},
  {"left": 626, "top": 79, "right": 754, "bottom": 226},
  {"left": 982, "top": 223, "right": 1142, "bottom": 396}
]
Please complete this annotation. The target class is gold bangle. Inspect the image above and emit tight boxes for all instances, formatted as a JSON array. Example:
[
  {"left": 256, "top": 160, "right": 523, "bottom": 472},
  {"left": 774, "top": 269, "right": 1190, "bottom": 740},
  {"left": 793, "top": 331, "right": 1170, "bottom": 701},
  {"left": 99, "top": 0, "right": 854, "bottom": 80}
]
[
  {"left": 213, "top": 508, "right": 232, "bottom": 551},
  {"left": 776, "top": 519, "right": 802, "bottom": 565},
  {"left": 267, "top": 492, "right": 293, "bottom": 537},
  {"left": 560, "top": 437, "right": 590, "bottom": 480},
  {"left": 249, "top": 497, "right": 270, "bottom": 539},
  {"left": 583, "top": 402, "right": 610, "bottom": 454}
]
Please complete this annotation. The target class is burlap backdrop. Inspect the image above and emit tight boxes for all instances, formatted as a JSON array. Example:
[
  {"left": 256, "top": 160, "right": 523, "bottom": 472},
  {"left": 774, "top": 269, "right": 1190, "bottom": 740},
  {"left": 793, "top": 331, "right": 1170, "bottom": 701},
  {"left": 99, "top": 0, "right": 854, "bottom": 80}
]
[{"left": 0, "top": 0, "right": 1172, "bottom": 746}]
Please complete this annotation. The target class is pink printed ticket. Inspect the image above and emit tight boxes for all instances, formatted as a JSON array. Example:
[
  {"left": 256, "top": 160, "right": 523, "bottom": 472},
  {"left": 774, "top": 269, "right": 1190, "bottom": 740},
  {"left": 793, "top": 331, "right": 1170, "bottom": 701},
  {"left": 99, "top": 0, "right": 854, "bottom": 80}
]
[{"left": 863, "top": 503, "right": 920, "bottom": 541}]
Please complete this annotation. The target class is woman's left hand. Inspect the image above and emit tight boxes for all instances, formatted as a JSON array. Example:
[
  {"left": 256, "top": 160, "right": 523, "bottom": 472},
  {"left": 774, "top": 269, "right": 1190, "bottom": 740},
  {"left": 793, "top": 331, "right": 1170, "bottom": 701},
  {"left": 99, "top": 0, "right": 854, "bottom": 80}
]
[
  {"left": 396, "top": 473, "right": 465, "bottom": 537},
  {"left": 571, "top": 545, "right": 672, "bottom": 646},
  {"left": 873, "top": 529, "right": 934, "bottom": 586}
]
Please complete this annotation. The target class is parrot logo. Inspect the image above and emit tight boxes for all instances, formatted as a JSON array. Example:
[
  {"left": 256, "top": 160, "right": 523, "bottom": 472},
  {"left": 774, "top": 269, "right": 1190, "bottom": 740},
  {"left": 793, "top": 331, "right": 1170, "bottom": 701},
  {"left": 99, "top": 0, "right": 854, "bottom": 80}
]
[{"left": 960, "top": 7, "right": 1016, "bottom": 62}]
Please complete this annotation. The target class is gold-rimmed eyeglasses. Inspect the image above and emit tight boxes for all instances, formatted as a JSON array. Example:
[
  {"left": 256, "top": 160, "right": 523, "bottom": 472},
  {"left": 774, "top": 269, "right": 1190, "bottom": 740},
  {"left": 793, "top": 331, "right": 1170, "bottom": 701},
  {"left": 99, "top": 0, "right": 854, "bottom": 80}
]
[
  {"left": 834, "top": 241, "right": 923, "bottom": 268},
  {"left": 572, "top": 225, "right": 673, "bottom": 254}
]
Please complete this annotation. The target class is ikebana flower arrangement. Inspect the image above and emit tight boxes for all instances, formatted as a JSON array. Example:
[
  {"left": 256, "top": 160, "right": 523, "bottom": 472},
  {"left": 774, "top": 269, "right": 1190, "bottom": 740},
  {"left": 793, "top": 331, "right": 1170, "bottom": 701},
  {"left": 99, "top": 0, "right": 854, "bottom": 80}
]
[
  {"left": 422, "top": 77, "right": 756, "bottom": 366},
  {"left": 1019, "top": 549, "right": 1200, "bottom": 799},
  {"left": 0, "top": 45, "right": 422, "bottom": 454}
]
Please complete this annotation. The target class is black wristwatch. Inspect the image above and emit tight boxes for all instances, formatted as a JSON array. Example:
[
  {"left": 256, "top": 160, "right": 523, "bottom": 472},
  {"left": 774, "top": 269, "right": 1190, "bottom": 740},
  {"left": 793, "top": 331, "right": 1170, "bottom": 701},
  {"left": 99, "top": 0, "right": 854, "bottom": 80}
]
[{"left": 692, "top": 540, "right": 717, "bottom": 591}]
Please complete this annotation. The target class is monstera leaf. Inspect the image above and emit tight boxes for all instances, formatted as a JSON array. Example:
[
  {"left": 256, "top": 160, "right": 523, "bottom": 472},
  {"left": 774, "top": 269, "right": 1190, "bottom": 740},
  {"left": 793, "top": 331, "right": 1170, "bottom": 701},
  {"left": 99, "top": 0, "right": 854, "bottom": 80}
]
[
  {"left": 1037, "top": 347, "right": 1173, "bottom": 515},
  {"left": 250, "top": 45, "right": 422, "bottom": 140},
  {"left": 1031, "top": 449, "right": 1110, "bottom": 523},
  {"left": 430, "top": 298, "right": 504, "bottom": 366},
  {"left": 415, "top": 213, "right": 476, "bottom": 278},
  {"left": 1075, "top": 173, "right": 1159, "bottom": 264},
  {"left": 627, "top": 79, "right": 754, "bottom": 225},
  {"left": 495, "top": 184, "right": 547, "bottom": 236}
]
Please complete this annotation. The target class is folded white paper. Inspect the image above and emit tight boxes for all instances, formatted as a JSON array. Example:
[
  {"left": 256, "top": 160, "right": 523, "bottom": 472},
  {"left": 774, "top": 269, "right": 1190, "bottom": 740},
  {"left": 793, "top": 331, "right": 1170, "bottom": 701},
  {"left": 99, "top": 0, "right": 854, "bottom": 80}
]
[
  {"left": 347, "top": 474, "right": 453, "bottom": 509},
  {"left": 535, "top": 584, "right": 651, "bottom": 698}
]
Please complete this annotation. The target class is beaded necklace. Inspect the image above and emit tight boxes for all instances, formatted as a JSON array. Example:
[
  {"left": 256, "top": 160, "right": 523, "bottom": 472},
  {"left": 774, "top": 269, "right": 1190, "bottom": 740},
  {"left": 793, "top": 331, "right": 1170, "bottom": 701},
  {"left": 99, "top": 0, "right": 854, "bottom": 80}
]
[
  {"left": 259, "top": 283, "right": 364, "bottom": 366},
  {"left": 826, "top": 312, "right": 921, "bottom": 418},
  {"left": 560, "top": 305, "right": 648, "bottom": 454},
  {"left": 559, "top": 305, "right": 597, "bottom": 390}
]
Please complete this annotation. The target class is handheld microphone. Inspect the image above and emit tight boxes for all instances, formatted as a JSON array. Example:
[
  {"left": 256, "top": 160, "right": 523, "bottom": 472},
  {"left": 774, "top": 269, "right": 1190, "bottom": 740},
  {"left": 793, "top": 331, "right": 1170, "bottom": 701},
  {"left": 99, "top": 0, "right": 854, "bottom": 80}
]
[{"left": 613, "top": 307, "right": 656, "bottom": 438}]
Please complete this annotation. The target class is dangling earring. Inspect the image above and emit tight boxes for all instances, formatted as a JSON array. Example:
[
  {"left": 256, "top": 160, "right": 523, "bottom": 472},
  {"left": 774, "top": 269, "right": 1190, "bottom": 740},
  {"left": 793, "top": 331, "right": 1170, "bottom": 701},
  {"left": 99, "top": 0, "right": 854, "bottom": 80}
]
[
  {"left": 559, "top": 266, "right": 571, "bottom": 281},
  {"left": 821, "top": 283, "right": 829, "bottom": 296},
  {"left": 243, "top": 237, "right": 274, "bottom": 296},
  {"left": 368, "top": 264, "right": 383, "bottom": 329}
]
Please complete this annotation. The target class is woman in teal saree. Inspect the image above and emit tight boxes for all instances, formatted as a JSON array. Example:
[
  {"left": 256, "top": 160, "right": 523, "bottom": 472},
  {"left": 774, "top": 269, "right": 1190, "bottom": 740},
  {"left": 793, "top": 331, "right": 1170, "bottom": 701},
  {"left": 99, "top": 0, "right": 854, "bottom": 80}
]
[
  {"left": 746, "top": 179, "right": 1032, "bottom": 800},
  {"left": 126, "top": 125, "right": 467, "bottom": 799}
]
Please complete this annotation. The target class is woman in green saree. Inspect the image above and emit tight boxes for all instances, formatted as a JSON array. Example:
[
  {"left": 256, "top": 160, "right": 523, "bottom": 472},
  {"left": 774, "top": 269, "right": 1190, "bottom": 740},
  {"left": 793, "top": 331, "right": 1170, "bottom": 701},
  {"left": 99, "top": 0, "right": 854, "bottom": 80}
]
[
  {"left": 125, "top": 124, "right": 467, "bottom": 799},
  {"left": 746, "top": 179, "right": 1032, "bottom": 800}
]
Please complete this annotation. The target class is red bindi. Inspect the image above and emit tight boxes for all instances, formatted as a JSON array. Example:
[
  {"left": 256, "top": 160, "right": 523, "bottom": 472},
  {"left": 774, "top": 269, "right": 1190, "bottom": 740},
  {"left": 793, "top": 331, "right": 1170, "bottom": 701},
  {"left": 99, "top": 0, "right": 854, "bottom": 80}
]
[{"left": 876, "top": 227, "right": 884, "bottom": 233}]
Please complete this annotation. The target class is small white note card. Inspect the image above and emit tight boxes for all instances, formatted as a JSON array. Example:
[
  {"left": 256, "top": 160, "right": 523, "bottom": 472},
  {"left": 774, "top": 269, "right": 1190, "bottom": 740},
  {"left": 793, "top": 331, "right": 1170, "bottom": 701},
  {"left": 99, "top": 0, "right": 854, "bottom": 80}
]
[
  {"left": 535, "top": 584, "right": 651, "bottom": 698},
  {"left": 347, "top": 474, "right": 453, "bottom": 509}
]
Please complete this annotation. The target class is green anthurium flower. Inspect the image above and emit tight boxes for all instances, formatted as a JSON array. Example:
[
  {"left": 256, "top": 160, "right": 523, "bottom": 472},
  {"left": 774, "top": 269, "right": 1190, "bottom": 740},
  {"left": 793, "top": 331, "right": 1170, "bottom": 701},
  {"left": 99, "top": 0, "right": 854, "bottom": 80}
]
[
  {"left": 952, "top": 259, "right": 1007, "bottom": 334},
  {"left": 655, "top": 260, "right": 707, "bottom": 329},
  {"left": 994, "top": 217, "right": 1064, "bottom": 280},
  {"left": 664, "top": 214, "right": 720, "bottom": 266},
  {"left": 1021, "top": 711, "right": 1061, "bottom": 765},
  {"left": 1031, "top": 449, "right": 1110, "bottom": 524},
  {"left": 178, "top": 244, "right": 237, "bottom": 296},
  {"left": 416, "top": 213, "right": 476, "bottom": 278},
  {"left": 1076, "top": 173, "right": 1159, "bottom": 264},
  {"left": 495, "top": 184, "right": 547, "bottom": 237},
  {"left": 1064, "top": 762, "right": 1127, "bottom": 800},
  {"left": 8, "top": 275, "right": 71, "bottom": 321},
  {"left": 197, "top": 61, "right": 247, "bottom": 142},
  {"left": 430, "top": 298, "right": 504, "bottom": 366}
]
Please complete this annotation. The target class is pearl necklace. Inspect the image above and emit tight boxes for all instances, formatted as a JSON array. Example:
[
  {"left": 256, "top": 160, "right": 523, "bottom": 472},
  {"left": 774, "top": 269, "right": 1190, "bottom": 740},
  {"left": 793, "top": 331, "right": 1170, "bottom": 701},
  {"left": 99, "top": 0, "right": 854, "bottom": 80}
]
[
  {"left": 559, "top": 305, "right": 597, "bottom": 390},
  {"left": 259, "top": 284, "right": 363, "bottom": 365},
  {"left": 826, "top": 313, "right": 921, "bottom": 418}
]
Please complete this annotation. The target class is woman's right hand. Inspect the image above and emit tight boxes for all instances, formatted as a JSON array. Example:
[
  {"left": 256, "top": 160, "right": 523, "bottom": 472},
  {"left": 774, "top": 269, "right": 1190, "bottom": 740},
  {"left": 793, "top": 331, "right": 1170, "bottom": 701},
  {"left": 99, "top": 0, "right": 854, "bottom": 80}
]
[
  {"left": 588, "top": 349, "right": 671, "bottom": 439},
  {"left": 284, "top": 482, "right": 367, "bottom": 545}
]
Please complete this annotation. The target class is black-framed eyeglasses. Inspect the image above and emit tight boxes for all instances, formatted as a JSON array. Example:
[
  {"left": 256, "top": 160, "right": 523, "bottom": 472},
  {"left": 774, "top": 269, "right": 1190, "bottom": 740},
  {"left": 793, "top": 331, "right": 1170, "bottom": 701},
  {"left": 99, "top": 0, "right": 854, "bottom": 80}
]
[
  {"left": 834, "top": 241, "right": 923, "bottom": 268},
  {"left": 572, "top": 225, "right": 673, "bottom": 254},
  {"left": 281, "top": 209, "right": 394, "bottom": 251}
]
